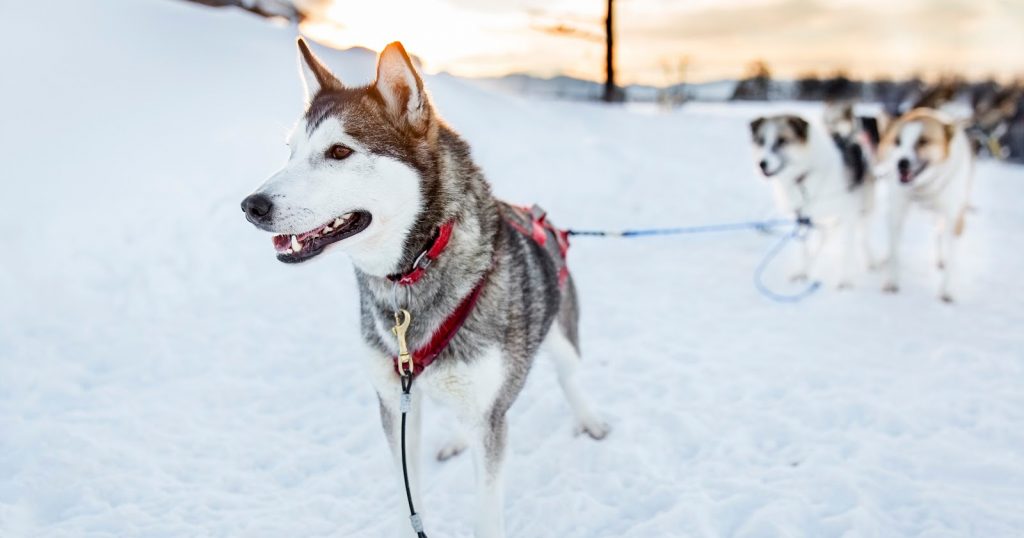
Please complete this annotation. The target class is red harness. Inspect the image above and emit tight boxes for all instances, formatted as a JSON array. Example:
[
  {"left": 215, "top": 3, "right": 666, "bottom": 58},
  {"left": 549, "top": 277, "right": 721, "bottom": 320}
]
[
  {"left": 502, "top": 204, "right": 571, "bottom": 287},
  {"left": 388, "top": 206, "right": 569, "bottom": 376},
  {"left": 388, "top": 221, "right": 455, "bottom": 286}
]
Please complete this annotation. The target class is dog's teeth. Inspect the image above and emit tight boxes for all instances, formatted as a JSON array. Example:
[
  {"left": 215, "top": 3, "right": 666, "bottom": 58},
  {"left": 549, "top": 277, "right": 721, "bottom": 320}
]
[
  {"left": 333, "top": 218, "right": 344, "bottom": 227},
  {"left": 323, "top": 225, "right": 333, "bottom": 233},
  {"left": 291, "top": 235, "right": 302, "bottom": 252}
]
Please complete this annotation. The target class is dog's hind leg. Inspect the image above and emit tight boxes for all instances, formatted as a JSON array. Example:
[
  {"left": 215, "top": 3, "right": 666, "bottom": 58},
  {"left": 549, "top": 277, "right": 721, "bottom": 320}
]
[{"left": 543, "top": 278, "right": 609, "bottom": 440}]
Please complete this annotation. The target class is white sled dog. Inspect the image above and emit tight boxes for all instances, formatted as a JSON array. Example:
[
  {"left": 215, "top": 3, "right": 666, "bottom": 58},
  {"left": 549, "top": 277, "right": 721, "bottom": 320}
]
[
  {"left": 749, "top": 114, "right": 876, "bottom": 287},
  {"left": 876, "top": 108, "right": 974, "bottom": 302},
  {"left": 241, "top": 39, "right": 608, "bottom": 537}
]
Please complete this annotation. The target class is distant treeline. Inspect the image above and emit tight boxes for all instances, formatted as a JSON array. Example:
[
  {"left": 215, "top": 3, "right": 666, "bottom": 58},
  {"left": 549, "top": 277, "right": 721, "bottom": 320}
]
[{"left": 730, "top": 61, "right": 1024, "bottom": 163}]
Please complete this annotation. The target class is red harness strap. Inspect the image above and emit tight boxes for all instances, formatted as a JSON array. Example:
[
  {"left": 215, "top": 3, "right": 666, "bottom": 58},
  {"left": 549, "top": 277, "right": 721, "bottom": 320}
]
[
  {"left": 503, "top": 204, "right": 571, "bottom": 287},
  {"left": 387, "top": 203, "right": 568, "bottom": 377},
  {"left": 387, "top": 219, "right": 491, "bottom": 377},
  {"left": 391, "top": 271, "right": 489, "bottom": 376}
]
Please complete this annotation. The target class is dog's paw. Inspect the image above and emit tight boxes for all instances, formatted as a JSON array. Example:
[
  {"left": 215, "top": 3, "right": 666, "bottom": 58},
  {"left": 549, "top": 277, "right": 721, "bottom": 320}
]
[
  {"left": 789, "top": 272, "right": 808, "bottom": 283},
  {"left": 940, "top": 293, "right": 954, "bottom": 304},
  {"left": 576, "top": 420, "right": 610, "bottom": 441},
  {"left": 882, "top": 282, "right": 899, "bottom": 294},
  {"left": 436, "top": 440, "right": 467, "bottom": 462},
  {"left": 837, "top": 280, "right": 853, "bottom": 291},
  {"left": 936, "top": 259, "right": 946, "bottom": 270}
]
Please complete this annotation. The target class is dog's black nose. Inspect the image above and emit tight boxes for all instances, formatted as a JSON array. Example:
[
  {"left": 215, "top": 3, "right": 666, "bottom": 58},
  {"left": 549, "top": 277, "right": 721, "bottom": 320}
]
[
  {"left": 759, "top": 160, "right": 769, "bottom": 173},
  {"left": 897, "top": 158, "right": 910, "bottom": 174},
  {"left": 241, "top": 193, "right": 273, "bottom": 221}
]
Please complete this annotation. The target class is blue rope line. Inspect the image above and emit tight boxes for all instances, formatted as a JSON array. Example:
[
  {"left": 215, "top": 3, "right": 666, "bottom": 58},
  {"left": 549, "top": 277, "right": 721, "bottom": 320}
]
[
  {"left": 752, "top": 221, "right": 821, "bottom": 303},
  {"left": 567, "top": 216, "right": 820, "bottom": 303},
  {"left": 567, "top": 218, "right": 798, "bottom": 237}
]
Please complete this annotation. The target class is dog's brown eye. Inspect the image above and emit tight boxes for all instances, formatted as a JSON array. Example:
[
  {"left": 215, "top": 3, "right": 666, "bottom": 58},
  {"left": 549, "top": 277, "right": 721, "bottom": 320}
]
[
  {"left": 917, "top": 137, "right": 929, "bottom": 147},
  {"left": 327, "top": 144, "right": 353, "bottom": 160}
]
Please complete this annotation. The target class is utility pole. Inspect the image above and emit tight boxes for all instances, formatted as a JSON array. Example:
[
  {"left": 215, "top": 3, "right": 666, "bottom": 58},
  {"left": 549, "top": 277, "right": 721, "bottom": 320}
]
[
  {"left": 603, "top": 0, "right": 618, "bottom": 102},
  {"left": 534, "top": 0, "right": 619, "bottom": 102}
]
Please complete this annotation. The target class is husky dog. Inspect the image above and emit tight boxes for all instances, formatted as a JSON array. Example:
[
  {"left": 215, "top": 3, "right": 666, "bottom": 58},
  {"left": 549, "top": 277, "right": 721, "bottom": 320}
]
[
  {"left": 876, "top": 108, "right": 974, "bottom": 303},
  {"left": 823, "top": 101, "right": 883, "bottom": 165},
  {"left": 969, "top": 83, "right": 1021, "bottom": 159},
  {"left": 749, "top": 114, "right": 875, "bottom": 287},
  {"left": 240, "top": 39, "right": 608, "bottom": 537}
]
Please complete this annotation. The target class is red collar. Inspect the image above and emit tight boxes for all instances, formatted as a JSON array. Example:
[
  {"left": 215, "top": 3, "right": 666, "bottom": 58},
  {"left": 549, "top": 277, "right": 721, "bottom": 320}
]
[
  {"left": 392, "top": 269, "right": 490, "bottom": 377},
  {"left": 387, "top": 221, "right": 455, "bottom": 286}
]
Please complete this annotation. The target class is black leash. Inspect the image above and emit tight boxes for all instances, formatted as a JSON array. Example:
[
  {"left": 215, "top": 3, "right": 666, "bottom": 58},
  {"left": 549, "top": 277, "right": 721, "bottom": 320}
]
[{"left": 400, "top": 374, "right": 428, "bottom": 537}]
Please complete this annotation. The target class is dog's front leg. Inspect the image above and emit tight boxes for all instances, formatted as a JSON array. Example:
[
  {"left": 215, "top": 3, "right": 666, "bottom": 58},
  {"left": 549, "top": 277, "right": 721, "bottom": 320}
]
[
  {"left": 837, "top": 218, "right": 857, "bottom": 289},
  {"left": 883, "top": 195, "right": 910, "bottom": 293},
  {"left": 378, "top": 387, "right": 425, "bottom": 538},
  {"left": 933, "top": 216, "right": 947, "bottom": 270},
  {"left": 859, "top": 211, "right": 877, "bottom": 270},
  {"left": 938, "top": 217, "right": 959, "bottom": 303},
  {"left": 790, "top": 229, "right": 813, "bottom": 282},
  {"left": 464, "top": 411, "right": 507, "bottom": 538}
]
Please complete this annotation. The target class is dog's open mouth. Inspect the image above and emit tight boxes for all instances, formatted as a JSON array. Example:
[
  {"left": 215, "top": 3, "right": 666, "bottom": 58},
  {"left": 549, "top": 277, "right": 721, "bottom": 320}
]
[
  {"left": 272, "top": 211, "right": 372, "bottom": 263},
  {"left": 900, "top": 162, "right": 928, "bottom": 184}
]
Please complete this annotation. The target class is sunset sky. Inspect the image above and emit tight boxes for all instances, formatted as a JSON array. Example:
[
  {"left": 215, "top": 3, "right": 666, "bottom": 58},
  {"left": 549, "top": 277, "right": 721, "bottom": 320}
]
[{"left": 299, "top": 0, "right": 1024, "bottom": 85}]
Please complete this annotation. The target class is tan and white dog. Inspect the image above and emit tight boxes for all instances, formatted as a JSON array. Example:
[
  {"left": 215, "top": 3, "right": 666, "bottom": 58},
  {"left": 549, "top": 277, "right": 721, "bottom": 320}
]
[{"left": 876, "top": 108, "right": 974, "bottom": 302}]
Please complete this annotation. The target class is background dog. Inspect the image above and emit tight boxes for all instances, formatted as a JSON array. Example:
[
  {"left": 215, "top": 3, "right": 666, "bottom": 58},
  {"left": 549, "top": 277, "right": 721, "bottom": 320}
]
[
  {"left": 876, "top": 108, "right": 974, "bottom": 302},
  {"left": 750, "top": 114, "right": 875, "bottom": 287},
  {"left": 241, "top": 40, "right": 607, "bottom": 538}
]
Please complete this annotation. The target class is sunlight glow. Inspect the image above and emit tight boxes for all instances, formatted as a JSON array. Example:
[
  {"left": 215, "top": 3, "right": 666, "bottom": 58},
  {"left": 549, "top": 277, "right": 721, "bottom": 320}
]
[
  {"left": 299, "top": 0, "right": 1024, "bottom": 85},
  {"left": 300, "top": 0, "right": 528, "bottom": 75}
]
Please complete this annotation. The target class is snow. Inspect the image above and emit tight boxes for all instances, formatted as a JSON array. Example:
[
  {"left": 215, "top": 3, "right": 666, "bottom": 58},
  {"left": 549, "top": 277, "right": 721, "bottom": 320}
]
[{"left": 2, "top": 1, "right": 1024, "bottom": 536}]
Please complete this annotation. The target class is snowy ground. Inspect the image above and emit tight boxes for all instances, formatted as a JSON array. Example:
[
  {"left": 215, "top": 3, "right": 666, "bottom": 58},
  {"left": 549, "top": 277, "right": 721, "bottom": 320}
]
[{"left": 2, "top": 1, "right": 1024, "bottom": 537}]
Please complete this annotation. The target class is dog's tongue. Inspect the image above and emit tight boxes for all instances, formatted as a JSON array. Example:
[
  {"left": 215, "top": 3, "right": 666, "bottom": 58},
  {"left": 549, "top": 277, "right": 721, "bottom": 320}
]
[
  {"left": 272, "top": 234, "right": 291, "bottom": 253},
  {"left": 900, "top": 171, "right": 913, "bottom": 183}
]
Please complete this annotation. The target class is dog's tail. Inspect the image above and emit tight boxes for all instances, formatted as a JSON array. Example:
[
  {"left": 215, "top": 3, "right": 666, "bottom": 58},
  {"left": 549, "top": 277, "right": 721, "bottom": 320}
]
[{"left": 555, "top": 274, "right": 581, "bottom": 354}]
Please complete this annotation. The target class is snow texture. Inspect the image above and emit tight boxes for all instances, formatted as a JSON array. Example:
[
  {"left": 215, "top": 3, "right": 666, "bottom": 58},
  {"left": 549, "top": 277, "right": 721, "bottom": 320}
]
[{"left": 1, "top": 1, "right": 1023, "bottom": 536}]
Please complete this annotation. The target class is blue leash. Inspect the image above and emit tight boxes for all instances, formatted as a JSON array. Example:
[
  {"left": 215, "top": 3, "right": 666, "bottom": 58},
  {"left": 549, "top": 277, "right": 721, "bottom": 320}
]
[
  {"left": 566, "top": 218, "right": 797, "bottom": 237},
  {"left": 567, "top": 217, "right": 821, "bottom": 303},
  {"left": 751, "top": 220, "right": 822, "bottom": 303}
]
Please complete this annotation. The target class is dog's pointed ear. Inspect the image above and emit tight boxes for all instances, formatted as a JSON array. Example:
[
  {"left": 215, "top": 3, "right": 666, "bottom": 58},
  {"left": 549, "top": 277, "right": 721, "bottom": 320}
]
[
  {"left": 297, "top": 38, "right": 342, "bottom": 100},
  {"left": 944, "top": 122, "right": 957, "bottom": 143},
  {"left": 942, "top": 121, "right": 959, "bottom": 155},
  {"left": 375, "top": 42, "right": 431, "bottom": 134},
  {"left": 750, "top": 117, "right": 765, "bottom": 139},
  {"left": 787, "top": 116, "right": 810, "bottom": 142}
]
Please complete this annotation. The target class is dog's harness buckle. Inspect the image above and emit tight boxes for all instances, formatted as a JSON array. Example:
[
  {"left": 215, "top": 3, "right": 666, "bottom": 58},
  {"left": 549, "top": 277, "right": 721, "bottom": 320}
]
[
  {"left": 411, "top": 249, "right": 432, "bottom": 271},
  {"left": 389, "top": 221, "right": 455, "bottom": 286},
  {"left": 392, "top": 309, "right": 414, "bottom": 377}
]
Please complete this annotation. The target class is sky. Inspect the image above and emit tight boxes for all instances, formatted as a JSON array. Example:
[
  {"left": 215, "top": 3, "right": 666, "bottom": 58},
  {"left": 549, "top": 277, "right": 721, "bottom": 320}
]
[{"left": 299, "top": 0, "right": 1024, "bottom": 85}]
